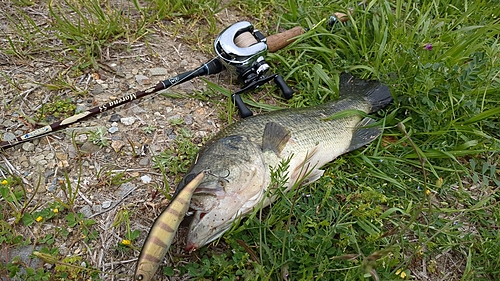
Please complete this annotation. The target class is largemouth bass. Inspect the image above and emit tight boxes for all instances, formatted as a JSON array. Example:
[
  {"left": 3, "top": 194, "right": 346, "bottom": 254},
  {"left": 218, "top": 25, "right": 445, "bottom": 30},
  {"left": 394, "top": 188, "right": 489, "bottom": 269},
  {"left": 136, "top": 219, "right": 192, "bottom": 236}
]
[
  {"left": 177, "top": 73, "right": 392, "bottom": 251},
  {"left": 135, "top": 172, "right": 204, "bottom": 281}
]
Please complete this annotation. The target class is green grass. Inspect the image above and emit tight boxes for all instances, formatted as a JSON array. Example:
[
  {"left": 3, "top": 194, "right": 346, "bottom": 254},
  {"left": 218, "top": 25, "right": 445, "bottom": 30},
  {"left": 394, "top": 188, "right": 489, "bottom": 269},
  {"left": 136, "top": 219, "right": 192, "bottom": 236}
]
[
  {"left": 197, "top": 0, "right": 500, "bottom": 280},
  {"left": 1, "top": 0, "right": 499, "bottom": 280}
]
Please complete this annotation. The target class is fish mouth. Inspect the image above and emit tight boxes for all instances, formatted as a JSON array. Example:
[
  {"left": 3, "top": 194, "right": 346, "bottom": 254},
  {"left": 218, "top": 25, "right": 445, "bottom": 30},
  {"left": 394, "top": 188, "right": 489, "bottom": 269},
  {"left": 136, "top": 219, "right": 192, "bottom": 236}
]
[
  {"left": 185, "top": 210, "right": 233, "bottom": 251},
  {"left": 185, "top": 242, "right": 198, "bottom": 253}
]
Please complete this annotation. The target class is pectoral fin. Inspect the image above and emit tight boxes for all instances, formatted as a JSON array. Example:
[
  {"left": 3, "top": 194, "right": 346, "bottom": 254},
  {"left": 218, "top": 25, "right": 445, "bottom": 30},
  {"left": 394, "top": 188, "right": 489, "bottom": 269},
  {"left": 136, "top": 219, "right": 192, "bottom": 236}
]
[
  {"left": 347, "top": 117, "right": 382, "bottom": 152},
  {"left": 262, "top": 122, "right": 291, "bottom": 156},
  {"left": 301, "top": 169, "right": 324, "bottom": 185}
]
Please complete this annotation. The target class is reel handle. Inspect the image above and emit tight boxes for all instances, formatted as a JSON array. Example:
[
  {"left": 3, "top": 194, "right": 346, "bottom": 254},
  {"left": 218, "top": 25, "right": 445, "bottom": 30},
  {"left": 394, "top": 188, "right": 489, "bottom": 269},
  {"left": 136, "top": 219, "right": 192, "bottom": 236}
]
[
  {"left": 274, "top": 75, "right": 294, "bottom": 99},
  {"left": 232, "top": 94, "right": 253, "bottom": 118}
]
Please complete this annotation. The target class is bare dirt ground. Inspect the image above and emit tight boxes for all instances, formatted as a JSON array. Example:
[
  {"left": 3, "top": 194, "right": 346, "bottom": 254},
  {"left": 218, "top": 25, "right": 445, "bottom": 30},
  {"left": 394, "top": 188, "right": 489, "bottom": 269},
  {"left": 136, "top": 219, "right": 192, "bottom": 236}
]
[{"left": 0, "top": 2, "right": 251, "bottom": 280}]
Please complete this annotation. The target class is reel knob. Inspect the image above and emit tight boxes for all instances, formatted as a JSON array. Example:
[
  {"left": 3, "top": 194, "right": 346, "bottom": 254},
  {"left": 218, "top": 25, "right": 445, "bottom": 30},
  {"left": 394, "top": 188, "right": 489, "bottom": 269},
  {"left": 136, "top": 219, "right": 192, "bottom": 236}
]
[{"left": 274, "top": 75, "right": 294, "bottom": 99}]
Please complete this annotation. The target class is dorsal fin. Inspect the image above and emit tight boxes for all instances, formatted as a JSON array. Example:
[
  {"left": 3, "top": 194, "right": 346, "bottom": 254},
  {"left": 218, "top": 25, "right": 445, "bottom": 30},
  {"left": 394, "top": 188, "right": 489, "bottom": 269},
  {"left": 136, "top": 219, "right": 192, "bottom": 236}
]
[{"left": 262, "top": 122, "right": 291, "bottom": 156}]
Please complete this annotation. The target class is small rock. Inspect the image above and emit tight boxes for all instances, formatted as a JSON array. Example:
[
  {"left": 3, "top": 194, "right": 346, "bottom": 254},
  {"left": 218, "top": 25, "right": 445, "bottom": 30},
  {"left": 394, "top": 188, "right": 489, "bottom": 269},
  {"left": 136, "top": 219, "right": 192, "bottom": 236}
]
[
  {"left": 45, "top": 152, "right": 55, "bottom": 160},
  {"left": 79, "top": 205, "right": 93, "bottom": 218},
  {"left": 91, "top": 84, "right": 104, "bottom": 95},
  {"left": 44, "top": 171, "right": 55, "bottom": 178},
  {"left": 130, "top": 105, "right": 146, "bottom": 114},
  {"left": 149, "top": 67, "right": 168, "bottom": 76},
  {"left": 111, "top": 140, "right": 124, "bottom": 152},
  {"left": 139, "top": 157, "right": 150, "bottom": 166},
  {"left": 120, "top": 117, "right": 136, "bottom": 126},
  {"left": 102, "top": 201, "right": 112, "bottom": 209},
  {"left": 80, "top": 142, "right": 101, "bottom": 154},
  {"left": 135, "top": 75, "right": 150, "bottom": 85},
  {"left": 92, "top": 204, "right": 102, "bottom": 213},
  {"left": 55, "top": 152, "right": 68, "bottom": 161},
  {"left": 153, "top": 112, "right": 164, "bottom": 118},
  {"left": 6, "top": 245, "right": 42, "bottom": 273},
  {"left": 58, "top": 160, "right": 69, "bottom": 168},
  {"left": 184, "top": 114, "right": 193, "bottom": 125},
  {"left": 141, "top": 175, "right": 151, "bottom": 184},
  {"left": 116, "top": 182, "right": 136, "bottom": 197},
  {"left": 47, "top": 179, "right": 59, "bottom": 193},
  {"left": 23, "top": 82, "right": 38, "bottom": 89},
  {"left": 2, "top": 119, "right": 14, "bottom": 127},
  {"left": 30, "top": 155, "right": 45, "bottom": 165},
  {"left": 14, "top": 129, "right": 25, "bottom": 136},
  {"left": 75, "top": 105, "right": 87, "bottom": 113},
  {"left": 2, "top": 132, "right": 16, "bottom": 141},
  {"left": 120, "top": 83, "right": 130, "bottom": 92},
  {"left": 179, "top": 80, "right": 195, "bottom": 92},
  {"left": 131, "top": 68, "right": 139, "bottom": 75},
  {"left": 109, "top": 114, "right": 122, "bottom": 122},
  {"left": 75, "top": 134, "right": 87, "bottom": 144},
  {"left": 22, "top": 142, "right": 35, "bottom": 152},
  {"left": 68, "top": 145, "right": 77, "bottom": 159},
  {"left": 108, "top": 126, "right": 119, "bottom": 134},
  {"left": 167, "top": 115, "right": 181, "bottom": 122}
]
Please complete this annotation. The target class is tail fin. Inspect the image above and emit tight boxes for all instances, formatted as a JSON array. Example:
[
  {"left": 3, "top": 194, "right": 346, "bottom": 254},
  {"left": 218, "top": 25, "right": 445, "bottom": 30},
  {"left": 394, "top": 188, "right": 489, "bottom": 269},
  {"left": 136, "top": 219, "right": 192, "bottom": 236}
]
[{"left": 339, "top": 73, "right": 392, "bottom": 113}]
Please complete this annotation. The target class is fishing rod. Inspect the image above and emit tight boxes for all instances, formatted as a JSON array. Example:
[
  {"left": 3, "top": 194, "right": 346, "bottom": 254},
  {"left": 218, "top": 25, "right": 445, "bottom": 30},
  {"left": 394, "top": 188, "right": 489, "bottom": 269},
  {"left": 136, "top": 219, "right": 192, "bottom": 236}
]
[
  {"left": 0, "top": 59, "right": 223, "bottom": 151},
  {"left": 0, "top": 12, "right": 348, "bottom": 151}
]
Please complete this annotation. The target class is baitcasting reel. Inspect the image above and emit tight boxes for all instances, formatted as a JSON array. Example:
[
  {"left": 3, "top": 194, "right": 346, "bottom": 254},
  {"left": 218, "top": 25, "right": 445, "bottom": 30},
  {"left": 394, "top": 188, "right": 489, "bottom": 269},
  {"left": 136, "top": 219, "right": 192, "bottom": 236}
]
[{"left": 214, "top": 21, "right": 294, "bottom": 118}]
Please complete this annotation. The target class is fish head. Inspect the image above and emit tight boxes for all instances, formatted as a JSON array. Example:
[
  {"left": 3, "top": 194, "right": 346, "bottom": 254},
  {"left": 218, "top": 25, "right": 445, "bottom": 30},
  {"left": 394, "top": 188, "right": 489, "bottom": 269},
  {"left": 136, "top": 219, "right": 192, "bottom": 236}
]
[{"left": 177, "top": 135, "right": 269, "bottom": 251}]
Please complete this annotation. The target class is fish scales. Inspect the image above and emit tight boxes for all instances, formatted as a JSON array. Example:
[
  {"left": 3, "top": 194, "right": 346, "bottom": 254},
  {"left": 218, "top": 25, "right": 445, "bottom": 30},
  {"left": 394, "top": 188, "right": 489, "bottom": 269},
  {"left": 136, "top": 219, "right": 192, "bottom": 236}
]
[
  {"left": 213, "top": 97, "right": 371, "bottom": 154},
  {"left": 177, "top": 73, "right": 392, "bottom": 251}
]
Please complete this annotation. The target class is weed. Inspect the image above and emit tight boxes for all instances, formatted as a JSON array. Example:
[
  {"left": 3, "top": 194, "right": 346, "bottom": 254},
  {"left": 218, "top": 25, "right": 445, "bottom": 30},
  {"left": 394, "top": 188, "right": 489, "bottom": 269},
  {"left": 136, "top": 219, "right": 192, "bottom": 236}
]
[
  {"left": 112, "top": 207, "right": 141, "bottom": 251},
  {"left": 153, "top": 128, "right": 199, "bottom": 178},
  {"left": 168, "top": 117, "right": 184, "bottom": 126},
  {"left": 88, "top": 127, "right": 110, "bottom": 148},
  {"left": 95, "top": 168, "right": 134, "bottom": 189},
  {"left": 36, "top": 97, "right": 76, "bottom": 122},
  {"left": 0, "top": 172, "right": 44, "bottom": 224},
  {"left": 142, "top": 124, "right": 157, "bottom": 134}
]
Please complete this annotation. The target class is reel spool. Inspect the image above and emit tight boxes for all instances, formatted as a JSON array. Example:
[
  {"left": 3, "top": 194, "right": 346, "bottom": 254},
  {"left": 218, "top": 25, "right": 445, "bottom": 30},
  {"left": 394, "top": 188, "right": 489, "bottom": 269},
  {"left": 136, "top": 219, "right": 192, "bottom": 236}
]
[
  {"left": 214, "top": 21, "right": 294, "bottom": 118},
  {"left": 214, "top": 21, "right": 268, "bottom": 78}
]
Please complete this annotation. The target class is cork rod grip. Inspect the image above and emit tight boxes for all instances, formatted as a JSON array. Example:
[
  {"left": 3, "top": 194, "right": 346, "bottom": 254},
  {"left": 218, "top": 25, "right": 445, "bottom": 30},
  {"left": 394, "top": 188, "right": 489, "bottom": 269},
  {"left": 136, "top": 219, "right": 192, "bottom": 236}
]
[
  {"left": 266, "top": 12, "right": 349, "bottom": 53},
  {"left": 266, "top": 26, "right": 305, "bottom": 53}
]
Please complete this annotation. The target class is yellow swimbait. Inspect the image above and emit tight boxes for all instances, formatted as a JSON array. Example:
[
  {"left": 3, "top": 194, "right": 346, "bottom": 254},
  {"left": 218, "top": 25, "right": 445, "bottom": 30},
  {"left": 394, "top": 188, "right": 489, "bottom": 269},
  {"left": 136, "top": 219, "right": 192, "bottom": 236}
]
[{"left": 134, "top": 172, "right": 204, "bottom": 281}]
